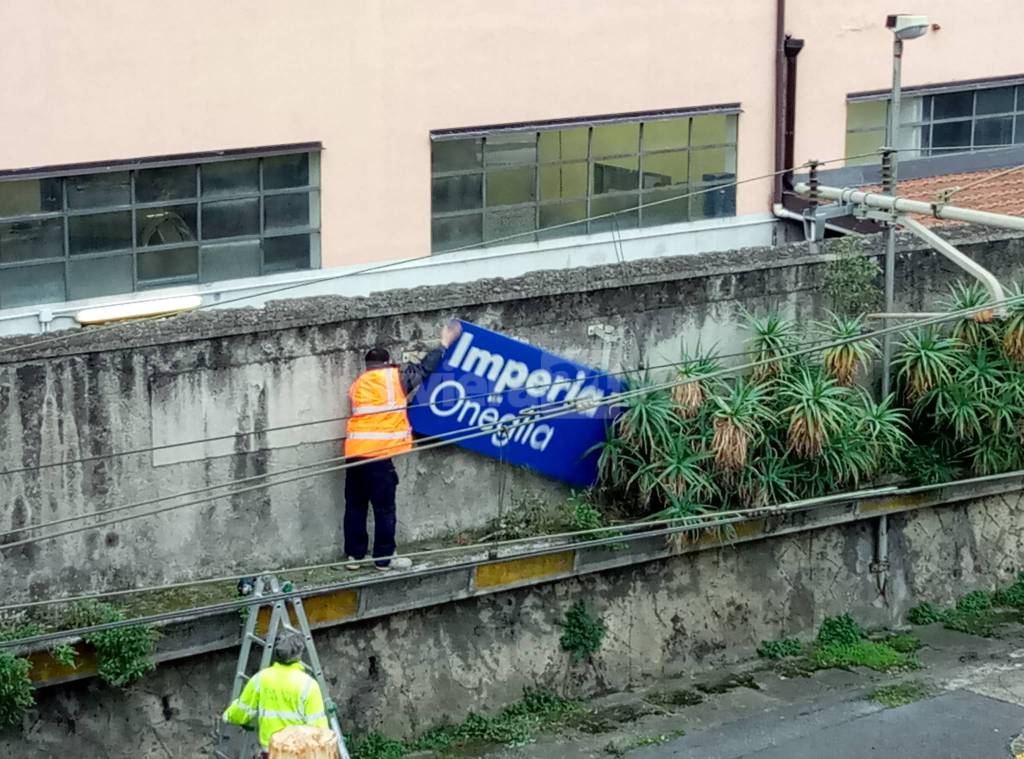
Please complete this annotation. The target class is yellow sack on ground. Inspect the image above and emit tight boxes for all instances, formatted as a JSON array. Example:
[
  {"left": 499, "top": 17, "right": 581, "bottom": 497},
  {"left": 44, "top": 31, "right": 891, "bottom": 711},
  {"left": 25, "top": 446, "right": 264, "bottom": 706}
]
[{"left": 268, "top": 725, "right": 340, "bottom": 759}]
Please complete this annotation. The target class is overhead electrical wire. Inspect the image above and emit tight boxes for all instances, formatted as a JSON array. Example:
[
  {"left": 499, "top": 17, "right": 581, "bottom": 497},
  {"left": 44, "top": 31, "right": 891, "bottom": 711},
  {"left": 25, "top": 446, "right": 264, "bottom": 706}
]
[
  {"left": 0, "top": 149, "right": 888, "bottom": 360},
  {"left": 0, "top": 146, "right": 926, "bottom": 480},
  {"left": 2, "top": 291, "right": 1023, "bottom": 646},
  {"left": 0, "top": 483, "right": 923, "bottom": 647},
  {"left": 3, "top": 289, "right": 1020, "bottom": 556}
]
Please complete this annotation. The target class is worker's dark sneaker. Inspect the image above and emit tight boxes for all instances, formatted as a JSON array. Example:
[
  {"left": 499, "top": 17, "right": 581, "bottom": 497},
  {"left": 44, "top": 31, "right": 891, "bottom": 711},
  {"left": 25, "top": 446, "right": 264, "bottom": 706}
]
[{"left": 376, "top": 557, "right": 413, "bottom": 571}]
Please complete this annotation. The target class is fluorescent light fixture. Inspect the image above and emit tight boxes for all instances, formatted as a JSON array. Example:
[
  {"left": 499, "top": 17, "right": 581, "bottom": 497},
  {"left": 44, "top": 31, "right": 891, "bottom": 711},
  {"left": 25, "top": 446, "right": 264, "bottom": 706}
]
[{"left": 76, "top": 295, "right": 202, "bottom": 325}]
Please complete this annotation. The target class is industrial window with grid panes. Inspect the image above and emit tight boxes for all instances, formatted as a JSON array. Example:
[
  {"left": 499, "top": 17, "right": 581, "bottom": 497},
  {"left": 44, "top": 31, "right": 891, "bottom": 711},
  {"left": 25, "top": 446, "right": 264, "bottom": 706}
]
[
  {"left": 430, "top": 110, "right": 739, "bottom": 253},
  {"left": 845, "top": 82, "right": 1024, "bottom": 166},
  {"left": 0, "top": 150, "right": 320, "bottom": 310}
]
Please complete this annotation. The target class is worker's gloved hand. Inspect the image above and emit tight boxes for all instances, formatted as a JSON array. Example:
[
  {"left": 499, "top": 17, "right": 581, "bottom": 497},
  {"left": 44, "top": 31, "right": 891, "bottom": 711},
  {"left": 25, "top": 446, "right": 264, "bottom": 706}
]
[{"left": 441, "top": 319, "right": 462, "bottom": 348}]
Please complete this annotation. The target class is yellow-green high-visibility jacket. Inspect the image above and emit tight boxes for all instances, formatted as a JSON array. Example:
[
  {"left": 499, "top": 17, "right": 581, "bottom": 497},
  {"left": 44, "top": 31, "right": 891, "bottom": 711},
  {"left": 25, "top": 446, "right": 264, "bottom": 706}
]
[{"left": 223, "top": 661, "right": 329, "bottom": 749}]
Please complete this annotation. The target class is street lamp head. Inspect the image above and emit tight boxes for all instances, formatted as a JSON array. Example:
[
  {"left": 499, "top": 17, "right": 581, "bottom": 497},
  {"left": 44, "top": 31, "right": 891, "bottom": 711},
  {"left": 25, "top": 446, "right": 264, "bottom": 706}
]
[{"left": 886, "top": 14, "right": 929, "bottom": 40}]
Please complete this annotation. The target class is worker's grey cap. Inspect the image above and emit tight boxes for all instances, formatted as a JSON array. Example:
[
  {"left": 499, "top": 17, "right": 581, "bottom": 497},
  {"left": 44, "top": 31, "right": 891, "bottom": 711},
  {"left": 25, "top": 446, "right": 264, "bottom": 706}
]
[{"left": 274, "top": 630, "right": 305, "bottom": 664}]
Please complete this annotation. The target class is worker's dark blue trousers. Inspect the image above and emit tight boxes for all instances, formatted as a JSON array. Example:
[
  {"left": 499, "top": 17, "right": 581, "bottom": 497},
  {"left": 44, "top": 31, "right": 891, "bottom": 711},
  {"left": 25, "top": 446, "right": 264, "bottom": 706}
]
[{"left": 343, "top": 458, "right": 398, "bottom": 567}]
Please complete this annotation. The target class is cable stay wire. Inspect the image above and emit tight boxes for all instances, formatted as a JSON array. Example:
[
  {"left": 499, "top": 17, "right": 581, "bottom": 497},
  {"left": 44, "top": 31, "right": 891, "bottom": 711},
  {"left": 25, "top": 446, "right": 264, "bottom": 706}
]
[
  {"left": 4, "top": 293, "right": 1024, "bottom": 645},
  {"left": 0, "top": 145, "right": 941, "bottom": 480},
  {"left": 14, "top": 462, "right": 1024, "bottom": 648},
  {"left": 0, "top": 328, "right": 886, "bottom": 540},
  {"left": 0, "top": 484, "right": 903, "bottom": 625},
  {"left": 0, "top": 149, "right": 889, "bottom": 361},
  {"left": 1, "top": 339, "right": 833, "bottom": 480},
  {"left": 3, "top": 290, "right": 1022, "bottom": 556}
]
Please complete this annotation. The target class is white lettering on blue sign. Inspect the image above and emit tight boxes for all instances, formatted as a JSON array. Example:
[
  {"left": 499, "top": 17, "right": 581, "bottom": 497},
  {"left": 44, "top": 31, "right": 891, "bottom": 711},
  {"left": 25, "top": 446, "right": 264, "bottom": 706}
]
[{"left": 407, "top": 321, "right": 622, "bottom": 487}]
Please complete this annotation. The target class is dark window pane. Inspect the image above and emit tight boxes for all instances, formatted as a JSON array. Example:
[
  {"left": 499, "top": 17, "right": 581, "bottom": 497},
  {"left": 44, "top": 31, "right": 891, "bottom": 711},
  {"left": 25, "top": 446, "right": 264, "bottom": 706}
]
[
  {"left": 431, "top": 214, "right": 481, "bottom": 252},
  {"left": 932, "top": 91, "right": 974, "bottom": 120},
  {"left": 201, "top": 240, "right": 262, "bottom": 282},
  {"left": 976, "top": 87, "right": 1015, "bottom": 115},
  {"left": 263, "top": 154, "right": 309, "bottom": 190},
  {"left": 69, "top": 211, "right": 131, "bottom": 255},
  {"left": 432, "top": 139, "right": 483, "bottom": 172},
  {"left": 1016, "top": 116, "right": 1024, "bottom": 144},
  {"left": 641, "top": 187, "right": 690, "bottom": 227},
  {"left": 591, "top": 123, "right": 639, "bottom": 158},
  {"left": 0, "top": 179, "right": 62, "bottom": 217},
  {"left": 931, "top": 120, "right": 972, "bottom": 151},
  {"left": 590, "top": 194, "right": 638, "bottom": 233},
  {"left": 265, "top": 193, "right": 312, "bottom": 231},
  {"left": 0, "top": 218, "right": 63, "bottom": 264},
  {"left": 432, "top": 174, "right": 482, "bottom": 213},
  {"left": 202, "top": 198, "right": 259, "bottom": 239},
  {"left": 202, "top": 159, "right": 259, "bottom": 197},
  {"left": 483, "top": 207, "right": 535, "bottom": 245},
  {"left": 538, "top": 201, "right": 587, "bottom": 239},
  {"left": 975, "top": 116, "right": 1013, "bottom": 147},
  {"left": 0, "top": 262, "right": 65, "bottom": 307},
  {"left": 138, "top": 246, "right": 197, "bottom": 283},
  {"left": 137, "top": 204, "right": 197, "bottom": 247},
  {"left": 68, "top": 255, "right": 133, "bottom": 300},
  {"left": 593, "top": 159, "right": 639, "bottom": 194},
  {"left": 485, "top": 132, "right": 537, "bottom": 165},
  {"left": 693, "top": 174, "right": 737, "bottom": 219},
  {"left": 263, "top": 234, "right": 310, "bottom": 272},
  {"left": 486, "top": 167, "right": 536, "bottom": 206},
  {"left": 66, "top": 172, "right": 130, "bottom": 209},
  {"left": 135, "top": 166, "right": 195, "bottom": 203}
]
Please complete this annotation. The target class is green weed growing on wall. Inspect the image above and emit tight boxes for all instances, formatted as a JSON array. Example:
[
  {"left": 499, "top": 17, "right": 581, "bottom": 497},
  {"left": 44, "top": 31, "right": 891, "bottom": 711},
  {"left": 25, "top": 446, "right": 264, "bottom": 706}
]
[
  {"left": 821, "top": 237, "right": 882, "bottom": 317},
  {"left": 560, "top": 601, "right": 606, "bottom": 663}
]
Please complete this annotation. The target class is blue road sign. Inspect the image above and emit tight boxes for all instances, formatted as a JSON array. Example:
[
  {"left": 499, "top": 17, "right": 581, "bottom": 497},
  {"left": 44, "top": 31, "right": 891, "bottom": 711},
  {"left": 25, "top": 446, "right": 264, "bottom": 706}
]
[{"left": 407, "top": 320, "right": 623, "bottom": 487}]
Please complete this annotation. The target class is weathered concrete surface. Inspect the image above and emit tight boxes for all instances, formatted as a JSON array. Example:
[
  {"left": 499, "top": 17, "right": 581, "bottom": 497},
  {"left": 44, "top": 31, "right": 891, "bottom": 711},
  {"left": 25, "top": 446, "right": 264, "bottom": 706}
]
[
  {"left": 1, "top": 232, "right": 1023, "bottom": 600},
  {"left": 2, "top": 488, "right": 1023, "bottom": 757}
]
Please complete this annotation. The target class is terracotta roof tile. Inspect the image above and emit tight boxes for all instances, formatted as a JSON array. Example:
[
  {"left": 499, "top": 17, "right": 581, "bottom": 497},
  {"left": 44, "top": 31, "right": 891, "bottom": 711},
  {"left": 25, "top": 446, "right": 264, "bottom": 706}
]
[{"left": 863, "top": 166, "right": 1024, "bottom": 226}]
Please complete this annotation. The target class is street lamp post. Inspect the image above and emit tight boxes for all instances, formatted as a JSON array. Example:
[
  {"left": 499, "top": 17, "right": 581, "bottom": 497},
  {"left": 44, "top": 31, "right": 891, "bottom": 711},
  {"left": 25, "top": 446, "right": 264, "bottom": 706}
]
[{"left": 880, "top": 14, "right": 929, "bottom": 398}]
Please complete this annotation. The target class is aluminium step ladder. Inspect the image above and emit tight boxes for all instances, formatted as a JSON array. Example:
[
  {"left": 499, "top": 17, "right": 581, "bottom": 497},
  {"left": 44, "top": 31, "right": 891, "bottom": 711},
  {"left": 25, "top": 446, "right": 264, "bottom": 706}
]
[{"left": 214, "top": 575, "right": 351, "bottom": 759}]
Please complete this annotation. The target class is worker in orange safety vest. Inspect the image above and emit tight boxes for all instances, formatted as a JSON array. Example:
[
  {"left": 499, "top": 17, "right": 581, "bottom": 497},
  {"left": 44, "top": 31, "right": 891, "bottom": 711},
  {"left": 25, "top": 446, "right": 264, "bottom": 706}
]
[{"left": 343, "top": 319, "right": 462, "bottom": 571}]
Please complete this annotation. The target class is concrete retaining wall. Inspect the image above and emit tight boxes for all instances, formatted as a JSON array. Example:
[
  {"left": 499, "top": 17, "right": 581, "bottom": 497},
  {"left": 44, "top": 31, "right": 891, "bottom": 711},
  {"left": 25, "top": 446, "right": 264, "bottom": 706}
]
[
  {"left": 1, "top": 232, "right": 1023, "bottom": 600},
  {"left": 2, "top": 484, "right": 1022, "bottom": 758}
]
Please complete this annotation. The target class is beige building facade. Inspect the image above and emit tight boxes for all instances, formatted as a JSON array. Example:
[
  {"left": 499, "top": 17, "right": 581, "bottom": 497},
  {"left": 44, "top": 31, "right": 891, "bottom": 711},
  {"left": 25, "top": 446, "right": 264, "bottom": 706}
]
[{"left": 1, "top": 1, "right": 1023, "bottom": 333}]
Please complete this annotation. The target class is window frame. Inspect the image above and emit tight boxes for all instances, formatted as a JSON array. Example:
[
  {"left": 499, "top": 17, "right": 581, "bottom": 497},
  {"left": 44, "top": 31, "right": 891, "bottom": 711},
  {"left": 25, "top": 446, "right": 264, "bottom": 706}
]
[
  {"left": 430, "top": 106, "right": 740, "bottom": 252},
  {"left": 0, "top": 145, "right": 321, "bottom": 307},
  {"left": 844, "top": 79, "right": 1024, "bottom": 164}
]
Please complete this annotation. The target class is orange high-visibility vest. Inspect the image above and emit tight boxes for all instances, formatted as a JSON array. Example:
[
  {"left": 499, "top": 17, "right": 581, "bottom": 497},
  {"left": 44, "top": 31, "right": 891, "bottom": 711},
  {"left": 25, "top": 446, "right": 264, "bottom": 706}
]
[{"left": 344, "top": 367, "right": 413, "bottom": 459}]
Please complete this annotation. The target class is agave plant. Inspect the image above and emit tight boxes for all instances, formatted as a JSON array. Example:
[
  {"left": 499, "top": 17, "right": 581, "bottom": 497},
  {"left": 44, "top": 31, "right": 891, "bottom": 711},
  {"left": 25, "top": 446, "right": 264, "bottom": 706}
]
[
  {"left": 633, "top": 435, "right": 717, "bottom": 505},
  {"left": 924, "top": 382, "right": 985, "bottom": 442},
  {"left": 1002, "top": 282, "right": 1024, "bottom": 363},
  {"left": 818, "top": 312, "right": 879, "bottom": 387},
  {"left": 737, "top": 454, "right": 800, "bottom": 508},
  {"left": 941, "top": 280, "right": 996, "bottom": 345},
  {"left": 892, "top": 328, "right": 961, "bottom": 402},
  {"left": 967, "top": 434, "right": 1020, "bottom": 476},
  {"left": 671, "top": 346, "right": 722, "bottom": 419},
  {"left": 614, "top": 375, "right": 681, "bottom": 455},
  {"left": 815, "top": 424, "right": 878, "bottom": 487},
  {"left": 954, "top": 344, "right": 1007, "bottom": 401},
  {"left": 901, "top": 443, "right": 959, "bottom": 486},
  {"left": 779, "top": 367, "right": 854, "bottom": 458},
  {"left": 850, "top": 391, "right": 911, "bottom": 462},
  {"left": 709, "top": 378, "right": 775, "bottom": 470},
  {"left": 745, "top": 312, "right": 799, "bottom": 382}
]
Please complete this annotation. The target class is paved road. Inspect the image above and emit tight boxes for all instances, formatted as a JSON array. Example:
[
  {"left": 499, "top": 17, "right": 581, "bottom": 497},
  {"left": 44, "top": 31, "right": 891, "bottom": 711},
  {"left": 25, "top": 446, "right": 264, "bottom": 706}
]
[{"left": 634, "top": 689, "right": 1024, "bottom": 759}]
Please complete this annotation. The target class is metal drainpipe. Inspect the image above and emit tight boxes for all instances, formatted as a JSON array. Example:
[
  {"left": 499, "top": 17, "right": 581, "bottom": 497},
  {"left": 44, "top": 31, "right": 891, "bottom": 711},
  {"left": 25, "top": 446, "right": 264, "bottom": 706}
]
[{"left": 772, "top": 0, "right": 787, "bottom": 206}]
